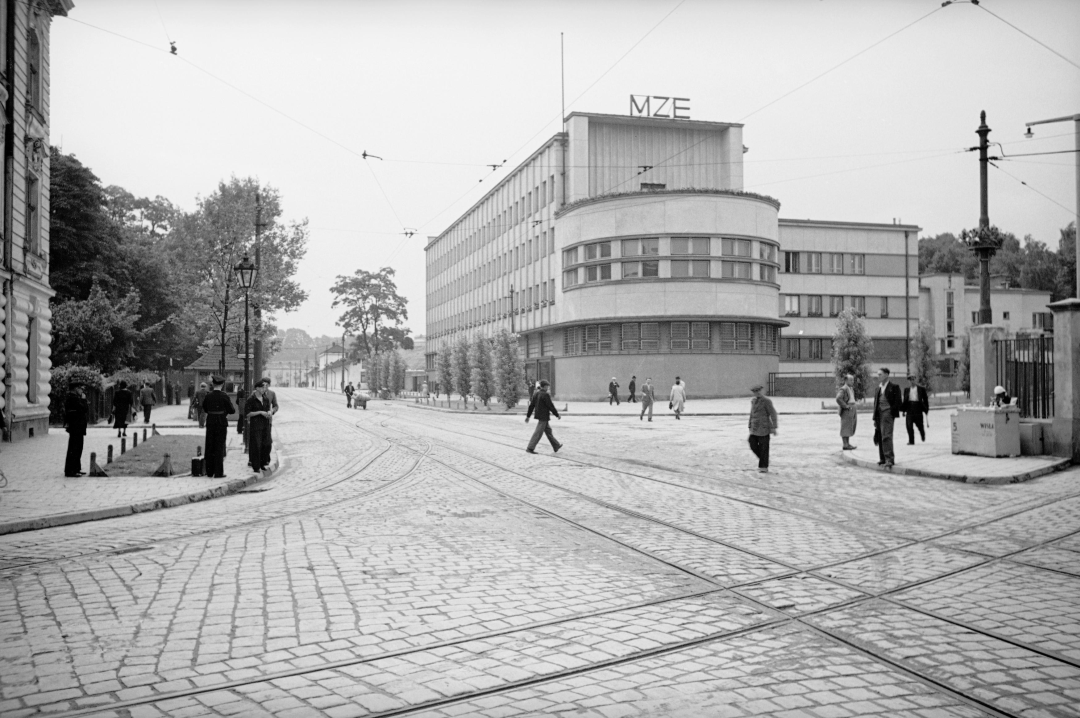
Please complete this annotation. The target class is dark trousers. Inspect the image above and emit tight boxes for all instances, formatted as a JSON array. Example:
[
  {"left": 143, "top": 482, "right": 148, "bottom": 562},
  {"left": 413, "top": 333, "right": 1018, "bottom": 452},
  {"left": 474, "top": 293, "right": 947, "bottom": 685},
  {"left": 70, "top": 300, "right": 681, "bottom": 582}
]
[
  {"left": 609, "top": 392, "right": 619, "bottom": 405},
  {"left": 628, "top": 391, "right": 637, "bottom": 403},
  {"left": 906, "top": 411, "right": 925, "bottom": 443},
  {"left": 197, "top": 408, "right": 206, "bottom": 428},
  {"left": 748, "top": 434, "right": 770, "bottom": 469},
  {"left": 248, "top": 420, "right": 270, "bottom": 471},
  {"left": 142, "top": 405, "right": 152, "bottom": 423},
  {"left": 877, "top": 414, "right": 896, "bottom": 464},
  {"left": 64, "top": 433, "right": 84, "bottom": 476},
  {"left": 527, "top": 420, "right": 560, "bottom": 451},
  {"left": 205, "top": 420, "right": 228, "bottom": 477}
]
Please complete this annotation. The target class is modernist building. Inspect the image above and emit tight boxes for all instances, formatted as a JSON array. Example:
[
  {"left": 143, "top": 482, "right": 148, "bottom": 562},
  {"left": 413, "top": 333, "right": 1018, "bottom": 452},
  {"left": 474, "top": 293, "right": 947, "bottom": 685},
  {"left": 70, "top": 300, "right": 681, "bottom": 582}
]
[
  {"left": 424, "top": 110, "right": 919, "bottom": 399},
  {"left": 1, "top": 0, "right": 73, "bottom": 440}
]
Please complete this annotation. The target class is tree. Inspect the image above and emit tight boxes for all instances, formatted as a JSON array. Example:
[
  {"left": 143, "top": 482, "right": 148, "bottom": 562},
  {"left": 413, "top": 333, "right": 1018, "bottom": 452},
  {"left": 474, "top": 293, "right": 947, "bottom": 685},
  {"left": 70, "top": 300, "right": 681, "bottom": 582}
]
[
  {"left": 330, "top": 267, "right": 409, "bottom": 361},
  {"left": 469, "top": 334, "right": 495, "bottom": 407},
  {"left": 958, "top": 334, "right": 971, "bottom": 396},
  {"left": 389, "top": 351, "right": 405, "bottom": 395},
  {"left": 910, "top": 321, "right": 937, "bottom": 394},
  {"left": 493, "top": 329, "right": 526, "bottom": 409},
  {"left": 1057, "top": 222, "right": 1077, "bottom": 301},
  {"left": 1019, "top": 236, "right": 1063, "bottom": 297},
  {"left": 831, "top": 308, "right": 874, "bottom": 400},
  {"left": 436, "top": 343, "right": 453, "bottom": 399},
  {"left": 51, "top": 283, "right": 146, "bottom": 373},
  {"left": 451, "top": 334, "right": 472, "bottom": 403}
]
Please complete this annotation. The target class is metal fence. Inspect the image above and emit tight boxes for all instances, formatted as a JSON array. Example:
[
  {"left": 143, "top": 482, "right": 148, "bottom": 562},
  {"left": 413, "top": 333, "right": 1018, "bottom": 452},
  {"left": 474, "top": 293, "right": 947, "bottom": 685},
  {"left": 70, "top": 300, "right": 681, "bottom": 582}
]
[{"left": 994, "top": 336, "right": 1054, "bottom": 419}]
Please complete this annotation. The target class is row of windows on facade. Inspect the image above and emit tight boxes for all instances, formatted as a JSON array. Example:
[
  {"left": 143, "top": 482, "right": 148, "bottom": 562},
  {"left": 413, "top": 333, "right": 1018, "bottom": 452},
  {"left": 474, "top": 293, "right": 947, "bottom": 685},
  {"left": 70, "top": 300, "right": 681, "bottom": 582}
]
[
  {"left": 782, "top": 337, "right": 907, "bottom": 362},
  {"left": 782, "top": 251, "right": 865, "bottom": 275},
  {"left": 431, "top": 173, "right": 557, "bottom": 274},
  {"left": 781, "top": 294, "right": 903, "bottom": 318},
  {"left": 431, "top": 279, "right": 556, "bottom": 337},
  {"left": 563, "top": 237, "right": 778, "bottom": 267},
  {"left": 565, "top": 259, "right": 778, "bottom": 286},
  {"left": 25, "top": 27, "right": 44, "bottom": 257},
  {"left": 430, "top": 230, "right": 556, "bottom": 308},
  {"left": 562, "top": 322, "right": 780, "bottom": 356}
]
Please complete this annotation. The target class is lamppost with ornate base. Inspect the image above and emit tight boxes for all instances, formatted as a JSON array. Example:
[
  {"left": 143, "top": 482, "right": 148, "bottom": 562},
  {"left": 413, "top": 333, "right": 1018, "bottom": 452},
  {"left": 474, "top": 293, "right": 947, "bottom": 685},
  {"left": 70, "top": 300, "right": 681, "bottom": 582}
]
[{"left": 235, "top": 256, "right": 257, "bottom": 446}]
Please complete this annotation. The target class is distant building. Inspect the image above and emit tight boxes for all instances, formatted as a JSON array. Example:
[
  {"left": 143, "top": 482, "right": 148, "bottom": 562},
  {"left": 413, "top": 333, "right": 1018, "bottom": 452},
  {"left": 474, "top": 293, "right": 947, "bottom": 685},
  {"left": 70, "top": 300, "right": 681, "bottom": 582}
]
[
  {"left": 2, "top": 0, "right": 75, "bottom": 440},
  {"left": 184, "top": 346, "right": 245, "bottom": 390}
]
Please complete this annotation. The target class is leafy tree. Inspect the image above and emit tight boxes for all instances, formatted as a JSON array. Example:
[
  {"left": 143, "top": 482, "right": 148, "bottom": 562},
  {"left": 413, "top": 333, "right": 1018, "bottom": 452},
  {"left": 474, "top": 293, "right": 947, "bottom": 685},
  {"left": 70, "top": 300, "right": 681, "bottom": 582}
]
[
  {"left": 831, "top": 308, "right": 874, "bottom": 400},
  {"left": 48, "top": 364, "right": 105, "bottom": 423},
  {"left": 493, "top": 329, "right": 526, "bottom": 409},
  {"left": 51, "top": 283, "right": 147, "bottom": 373},
  {"left": 330, "top": 267, "right": 409, "bottom": 361},
  {"left": 451, "top": 334, "right": 472, "bottom": 402},
  {"left": 910, "top": 321, "right": 937, "bottom": 394},
  {"left": 469, "top": 334, "right": 495, "bottom": 406},
  {"left": 1057, "top": 222, "right": 1076, "bottom": 301},
  {"left": 436, "top": 343, "right": 453, "bottom": 398},
  {"left": 1019, "top": 236, "right": 1063, "bottom": 297},
  {"left": 389, "top": 351, "right": 405, "bottom": 395}
]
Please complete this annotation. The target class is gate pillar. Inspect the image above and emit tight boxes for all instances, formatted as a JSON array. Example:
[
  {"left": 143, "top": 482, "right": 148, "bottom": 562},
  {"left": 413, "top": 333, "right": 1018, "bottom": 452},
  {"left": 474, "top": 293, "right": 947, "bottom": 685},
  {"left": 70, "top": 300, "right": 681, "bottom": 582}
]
[
  {"left": 969, "top": 325, "right": 1005, "bottom": 408},
  {"left": 1048, "top": 299, "right": 1080, "bottom": 460}
]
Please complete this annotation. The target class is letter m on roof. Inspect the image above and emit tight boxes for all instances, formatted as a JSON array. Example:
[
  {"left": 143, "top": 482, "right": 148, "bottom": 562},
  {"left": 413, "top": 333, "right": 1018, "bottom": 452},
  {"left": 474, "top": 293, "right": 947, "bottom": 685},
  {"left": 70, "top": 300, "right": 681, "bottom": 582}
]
[{"left": 630, "top": 95, "right": 650, "bottom": 117}]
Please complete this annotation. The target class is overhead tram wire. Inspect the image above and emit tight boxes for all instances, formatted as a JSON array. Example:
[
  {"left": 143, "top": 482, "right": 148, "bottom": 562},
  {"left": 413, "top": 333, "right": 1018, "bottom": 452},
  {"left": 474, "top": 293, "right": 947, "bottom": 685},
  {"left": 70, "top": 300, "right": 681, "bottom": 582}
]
[
  {"left": 974, "top": 2, "right": 1080, "bottom": 72},
  {"left": 988, "top": 162, "right": 1076, "bottom": 215}
]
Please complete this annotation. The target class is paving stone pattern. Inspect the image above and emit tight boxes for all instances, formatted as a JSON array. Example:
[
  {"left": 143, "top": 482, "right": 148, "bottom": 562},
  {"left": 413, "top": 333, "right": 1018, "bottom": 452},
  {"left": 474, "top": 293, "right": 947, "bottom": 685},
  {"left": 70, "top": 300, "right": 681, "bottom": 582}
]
[{"left": 1, "top": 389, "right": 1078, "bottom": 718}]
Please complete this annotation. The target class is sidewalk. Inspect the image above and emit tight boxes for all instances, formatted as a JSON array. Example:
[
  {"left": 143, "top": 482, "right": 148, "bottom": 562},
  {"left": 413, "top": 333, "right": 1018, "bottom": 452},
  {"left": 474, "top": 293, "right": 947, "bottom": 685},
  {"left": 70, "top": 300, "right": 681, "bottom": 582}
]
[
  {"left": 407, "top": 395, "right": 834, "bottom": 416},
  {"left": 0, "top": 424, "right": 270, "bottom": 535},
  {"left": 840, "top": 408, "right": 1071, "bottom": 484}
]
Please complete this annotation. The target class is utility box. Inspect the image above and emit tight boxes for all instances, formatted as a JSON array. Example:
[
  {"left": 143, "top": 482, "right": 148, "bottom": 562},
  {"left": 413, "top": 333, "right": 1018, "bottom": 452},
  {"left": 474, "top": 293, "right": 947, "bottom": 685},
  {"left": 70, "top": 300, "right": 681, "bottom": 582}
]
[
  {"left": 1019, "top": 422, "right": 1047, "bottom": 456},
  {"left": 952, "top": 406, "right": 1021, "bottom": 457}
]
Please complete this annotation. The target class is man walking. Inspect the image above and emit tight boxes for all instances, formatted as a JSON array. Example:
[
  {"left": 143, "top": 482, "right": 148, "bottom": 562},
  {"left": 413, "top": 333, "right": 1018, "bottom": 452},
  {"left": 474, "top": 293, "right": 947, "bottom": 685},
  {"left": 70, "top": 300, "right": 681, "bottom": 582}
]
[
  {"left": 345, "top": 381, "right": 355, "bottom": 408},
  {"left": 202, "top": 375, "right": 236, "bottom": 478},
  {"left": 608, "top": 377, "right": 620, "bottom": 405},
  {"left": 628, "top": 376, "right": 637, "bottom": 403},
  {"left": 193, "top": 382, "right": 208, "bottom": 428},
  {"left": 902, "top": 374, "right": 929, "bottom": 444},
  {"left": 748, "top": 384, "right": 778, "bottom": 473},
  {"left": 525, "top": 380, "right": 562, "bottom": 454},
  {"left": 872, "top": 368, "right": 902, "bottom": 469},
  {"left": 639, "top": 377, "right": 655, "bottom": 421},
  {"left": 139, "top": 382, "right": 157, "bottom": 424},
  {"left": 63, "top": 381, "right": 90, "bottom": 477}
]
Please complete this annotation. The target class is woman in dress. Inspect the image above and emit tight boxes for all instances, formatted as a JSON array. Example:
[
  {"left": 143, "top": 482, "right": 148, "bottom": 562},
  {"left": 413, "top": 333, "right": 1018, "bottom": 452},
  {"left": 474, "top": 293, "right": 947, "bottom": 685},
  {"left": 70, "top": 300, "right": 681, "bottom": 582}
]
[
  {"left": 669, "top": 376, "right": 687, "bottom": 420},
  {"left": 837, "top": 373, "right": 857, "bottom": 450},
  {"left": 111, "top": 381, "right": 133, "bottom": 438}
]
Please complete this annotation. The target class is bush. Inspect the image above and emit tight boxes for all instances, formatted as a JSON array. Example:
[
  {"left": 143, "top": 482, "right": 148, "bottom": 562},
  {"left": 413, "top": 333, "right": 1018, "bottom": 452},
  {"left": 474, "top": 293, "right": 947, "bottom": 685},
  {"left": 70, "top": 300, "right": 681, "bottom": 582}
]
[
  {"left": 831, "top": 309, "right": 874, "bottom": 400},
  {"left": 436, "top": 343, "right": 453, "bottom": 399},
  {"left": 910, "top": 321, "right": 937, "bottom": 393},
  {"left": 493, "top": 329, "right": 526, "bottom": 409},
  {"left": 452, "top": 334, "right": 471, "bottom": 402},
  {"left": 49, "top": 364, "right": 104, "bottom": 423},
  {"left": 469, "top": 334, "right": 495, "bottom": 406}
]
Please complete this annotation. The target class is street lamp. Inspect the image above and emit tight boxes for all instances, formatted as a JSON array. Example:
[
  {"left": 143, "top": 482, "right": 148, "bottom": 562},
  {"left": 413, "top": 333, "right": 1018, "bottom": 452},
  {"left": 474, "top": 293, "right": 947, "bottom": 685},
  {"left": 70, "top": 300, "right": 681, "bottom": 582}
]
[
  {"left": 1023, "top": 113, "right": 1080, "bottom": 299},
  {"left": 235, "top": 255, "right": 257, "bottom": 445}
]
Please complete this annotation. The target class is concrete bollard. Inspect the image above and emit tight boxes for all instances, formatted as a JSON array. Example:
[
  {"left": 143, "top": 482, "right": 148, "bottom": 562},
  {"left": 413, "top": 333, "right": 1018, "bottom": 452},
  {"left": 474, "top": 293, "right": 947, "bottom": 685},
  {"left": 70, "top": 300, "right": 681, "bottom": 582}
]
[
  {"left": 143, "top": 428, "right": 148, "bottom": 441},
  {"left": 107, "top": 445, "right": 113, "bottom": 464},
  {"left": 152, "top": 452, "right": 174, "bottom": 477},
  {"left": 152, "top": 424, "right": 160, "bottom": 437},
  {"left": 89, "top": 453, "right": 108, "bottom": 477},
  {"left": 132, "top": 433, "right": 138, "bottom": 448},
  {"left": 121, "top": 437, "right": 127, "bottom": 455}
]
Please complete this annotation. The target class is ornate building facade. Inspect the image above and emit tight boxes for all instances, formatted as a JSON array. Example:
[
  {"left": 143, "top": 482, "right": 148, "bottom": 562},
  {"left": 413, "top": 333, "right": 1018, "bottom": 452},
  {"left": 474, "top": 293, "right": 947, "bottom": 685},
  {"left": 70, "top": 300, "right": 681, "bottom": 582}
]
[{"left": 1, "top": 0, "right": 72, "bottom": 441}]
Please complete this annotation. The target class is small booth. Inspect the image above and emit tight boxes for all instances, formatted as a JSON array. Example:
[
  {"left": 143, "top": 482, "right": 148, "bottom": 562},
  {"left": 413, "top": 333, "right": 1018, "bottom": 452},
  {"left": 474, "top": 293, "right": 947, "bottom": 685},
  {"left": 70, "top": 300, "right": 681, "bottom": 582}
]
[{"left": 951, "top": 406, "right": 1021, "bottom": 458}]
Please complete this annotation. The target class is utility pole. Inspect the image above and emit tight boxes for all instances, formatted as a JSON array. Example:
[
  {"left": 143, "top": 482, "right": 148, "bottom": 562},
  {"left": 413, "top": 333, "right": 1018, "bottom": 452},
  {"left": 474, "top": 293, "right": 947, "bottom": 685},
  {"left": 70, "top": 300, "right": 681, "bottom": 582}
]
[
  {"left": 1024, "top": 113, "right": 1080, "bottom": 299},
  {"left": 976, "top": 111, "right": 993, "bottom": 325},
  {"left": 253, "top": 191, "right": 266, "bottom": 385}
]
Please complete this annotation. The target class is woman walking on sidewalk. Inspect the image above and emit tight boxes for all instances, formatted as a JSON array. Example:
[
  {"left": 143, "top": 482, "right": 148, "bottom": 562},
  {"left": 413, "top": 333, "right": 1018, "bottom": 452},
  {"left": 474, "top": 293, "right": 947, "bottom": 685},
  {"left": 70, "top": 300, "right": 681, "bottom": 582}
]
[
  {"left": 111, "top": 381, "right": 133, "bottom": 438},
  {"left": 669, "top": 377, "right": 686, "bottom": 420}
]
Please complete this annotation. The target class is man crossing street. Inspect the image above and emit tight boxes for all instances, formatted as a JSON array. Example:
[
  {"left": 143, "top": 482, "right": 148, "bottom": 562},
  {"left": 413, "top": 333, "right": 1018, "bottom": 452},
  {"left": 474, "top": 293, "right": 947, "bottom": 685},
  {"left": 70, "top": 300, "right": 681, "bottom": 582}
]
[
  {"left": 525, "top": 380, "right": 562, "bottom": 454},
  {"left": 902, "top": 374, "right": 929, "bottom": 444}
]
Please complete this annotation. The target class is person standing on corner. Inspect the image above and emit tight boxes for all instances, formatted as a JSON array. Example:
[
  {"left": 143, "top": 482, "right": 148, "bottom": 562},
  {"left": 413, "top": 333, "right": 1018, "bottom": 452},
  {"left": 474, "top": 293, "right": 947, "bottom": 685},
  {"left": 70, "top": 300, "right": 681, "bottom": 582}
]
[
  {"left": 525, "top": 380, "right": 562, "bottom": 454},
  {"left": 111, "top": 380, "right": 133, "bottom": 438},
  {"left": 63, "top": 381, "right": 90, "bottom": 477},
  {"left": 608, "top": 377, "right": 620, "bottom": 406},
  {"left": 669, "top": 376, "right": 686, "bottom": 420},
  {"left": 639, "top": 377, "right": 655, "bottom": 421},
  {"left": 245, "top": 379, "right": 273, "bottom": 472},
  {"left": 202, "top": 375, "right": 236, "bottom": 478},
  {"left": 836, "top": 373, "right": 857, "bottom": 451},
  {"left": 193, "top": 382, "right": 208, "bottom": 428},
  {"left": 902, "top": 374, "right": 929, "bottom": 444},
  {"left": 627, "top": 375, "right": 637, "bottom": 403},
  {"left": 872, "top": 368, "right": 902, "bottom": 469},
  {"left": 748, "top": 383, "right": 778, "bottom": 473},
  {"left": 260, "top": 377, "right": 278, "bottom": 470},
  {"left": 139, "top": 382, "right": 157, "bottom": 424}
]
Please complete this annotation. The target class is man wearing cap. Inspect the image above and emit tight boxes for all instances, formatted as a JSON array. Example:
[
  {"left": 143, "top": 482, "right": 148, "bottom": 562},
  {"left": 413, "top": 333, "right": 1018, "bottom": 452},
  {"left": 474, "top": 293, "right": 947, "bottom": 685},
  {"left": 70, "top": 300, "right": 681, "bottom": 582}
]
[
  {"left": 992, "top": 385, "right": 1012, "bottom": 409},
  {"left": 748, "top": 384, "right": 778, "bottom": 473},
  {"left": 245, "top": 379, "right": 274, "bottom": 472},
  {"left": 201, "top": 375, "right": 236, "bottom": 478},
  {"left": 608, "top": 377, "right": 620, "bottom": 405},
  {"left": 902, "top": 374, "right": 930, "bottom": 444},
  {"left": 627, "top": 376, "right": 637, "bottom": 403},
  {"left": 872, "top": 368, "right": 903, "bottom": 469},
  {"left": 525, "top": 380, "right": 562, "bottom": 453},
  {"left": 63, "top": 381, "right": 90, "bottom": 477}
]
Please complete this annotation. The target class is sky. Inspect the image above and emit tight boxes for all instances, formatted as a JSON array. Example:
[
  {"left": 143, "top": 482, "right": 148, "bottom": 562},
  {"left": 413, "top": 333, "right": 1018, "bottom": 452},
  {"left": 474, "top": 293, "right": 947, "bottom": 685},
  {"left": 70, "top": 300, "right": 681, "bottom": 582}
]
[{"left": 51, "top": 0, "right": 1080, "bottom": 338}]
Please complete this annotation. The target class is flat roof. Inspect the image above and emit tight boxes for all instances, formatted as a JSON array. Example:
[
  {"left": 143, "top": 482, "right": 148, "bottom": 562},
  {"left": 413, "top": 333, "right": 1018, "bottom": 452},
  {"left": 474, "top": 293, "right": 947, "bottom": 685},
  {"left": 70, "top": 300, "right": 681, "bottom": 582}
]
[
  {"left": 779, "top": 218, "right": 921, "bottom": 232},
  {"left": 564, "top": 111, "right": 742, "bottom": 131}
]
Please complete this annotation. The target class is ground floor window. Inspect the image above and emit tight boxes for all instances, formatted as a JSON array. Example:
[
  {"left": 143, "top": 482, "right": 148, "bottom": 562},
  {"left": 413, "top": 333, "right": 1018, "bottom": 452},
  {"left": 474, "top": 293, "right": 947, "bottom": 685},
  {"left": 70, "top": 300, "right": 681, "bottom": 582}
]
[{"left": 564, "top": 321, "right": 778, "bottom": 356}]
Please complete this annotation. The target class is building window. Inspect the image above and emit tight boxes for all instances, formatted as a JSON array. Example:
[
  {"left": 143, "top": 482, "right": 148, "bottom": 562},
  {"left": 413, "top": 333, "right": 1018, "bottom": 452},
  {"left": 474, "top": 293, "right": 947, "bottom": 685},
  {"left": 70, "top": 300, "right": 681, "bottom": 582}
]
[
  {"left": 757, "top": 325, "right": 779, "bottom": 354},
  {"left": 585, "top": 325, "right": 599, "bottom": 352},
  {"left": 759, "top": 242, "right": 777, "bottom": 263},
  {"left": 806, "top": 252, "right": 822, "bottom": 273},
  {"left": 807, "top": 295, "right": 823, "bottom": 316},
  {"left": 621, "top": 323, "right": 639, "bottom": 351},
  {"left": 1002, "top": 311, "right": 1010, "bottom": 320},
  {"left": 549, "top": 279, "right": 555, "bottom": 303},
  {"left": 1033, "top": 312, "right": 1053, "bottom": 330},
  {"left": 881, "top": 297, "right": 889, "bottom": 318},
  {"left": 808, "top": 339, "right": 824, "bottom": 360},
  {"left": 564, "top": 327, "right": 582, "bottom": 355},
  {"left": 563, "top": 247, "right": 578, "bottom": 266},
  {"left": 26, "top": 172, "right": 40, "bottom": 255},
  {"left": 722, "top": 238, "right": 751, "bottom": 257},
  {"left": 971, "top": 311, "right": 979, "bottom": 324},
  {"left": 783, "top": 338, "right": 801, "bottom": 360},
  {"left": 641, "top": 322, "right": 660, "bottom": 350},
  {"left": 671, "top": 260, "right": 710, "bottom": 278},
  {"left": 618, "top": 237, "right": 660, "bottom": 256},
  {"left": 621, "top": 261, "right": 639, "bottom": 279},
  {"left": 27, "top": 317, "right": 38, "bottom": 404},
  {"left": 585, "top": 264, "right": 611, "bottom": 282},
  {"left": 563, "top": 268, "right": 579, "bottom": 288},
  {"left": 848, "top": 254, "right": 865, "bottom": 275},
  {"left": 670, "top": 322, "right": 690, "bottom": 350},
  {"left": 671, "top": 237, "right": 710, "bottom": 255},
  {"left": 721, "top": 261, "right": 751, "bottom": 279},
  {"left": 852, "top": 296, "right": 866, "bottom": 316},
  {"left": 827, "top": 253, "right": 844, "bottom": 274},
  {"left": 691, "top": 322, "right": 711, "bottom": 350},
  {"left": 542, "top": 332, "right": 554, "bottom": 355},
  {"left": 585, "top": 241, "right": 612, "bottom": 260},
  {"left": 527, "top": 333, "right": 540, "bottom": 358},
  {"left": 829, "top": 296, "right": 843, "bottom": 317},
  {"left": 760, "top": 265, "right": 777, "bottom": 283},
  {"left": 27, "top": 30, "right": 42, "bottom": 114},
  {"left": 783, "top": 251, "right": 800, "bottom": 273},
  {"left": 783, "top": 295, "right": 800, "bottom": 316}
]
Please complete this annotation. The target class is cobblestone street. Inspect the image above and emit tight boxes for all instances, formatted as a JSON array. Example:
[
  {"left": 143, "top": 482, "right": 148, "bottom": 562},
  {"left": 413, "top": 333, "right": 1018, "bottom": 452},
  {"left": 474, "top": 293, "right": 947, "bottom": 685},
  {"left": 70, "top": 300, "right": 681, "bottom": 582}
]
[{"left": 1, "top": 388, "right": 1078, "bottom": 718}]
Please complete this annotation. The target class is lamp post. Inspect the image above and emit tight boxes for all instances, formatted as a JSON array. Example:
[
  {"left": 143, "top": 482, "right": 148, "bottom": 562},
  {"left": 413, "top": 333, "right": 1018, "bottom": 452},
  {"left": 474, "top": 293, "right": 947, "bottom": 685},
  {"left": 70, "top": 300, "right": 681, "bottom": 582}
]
[
  {"left": 1024, "top": 113, "right": 1080, "bottom": 299},
  {"left": 235, "top": 256, "right": 257, "bottom": 445}
]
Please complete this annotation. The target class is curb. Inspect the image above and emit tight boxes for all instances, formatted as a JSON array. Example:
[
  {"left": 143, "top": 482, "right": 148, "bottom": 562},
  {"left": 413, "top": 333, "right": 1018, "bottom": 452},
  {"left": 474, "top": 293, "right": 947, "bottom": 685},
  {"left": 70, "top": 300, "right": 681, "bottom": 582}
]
[
  {"left": 0, "top": 453, "right": 281, "bottom": 536},
  {"left": 404, "top": 403, "right": 835, "bottom": 417},
  {"left": 837, "top": 450, "right": 1072, "bottom": 485}
]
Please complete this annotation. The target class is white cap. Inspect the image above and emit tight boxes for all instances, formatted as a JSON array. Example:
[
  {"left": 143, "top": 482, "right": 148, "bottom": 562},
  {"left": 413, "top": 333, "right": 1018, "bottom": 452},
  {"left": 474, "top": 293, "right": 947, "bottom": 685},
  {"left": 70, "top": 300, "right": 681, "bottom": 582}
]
[{"left": 994, "top": 385, "right": 1006, "bottom": 394}]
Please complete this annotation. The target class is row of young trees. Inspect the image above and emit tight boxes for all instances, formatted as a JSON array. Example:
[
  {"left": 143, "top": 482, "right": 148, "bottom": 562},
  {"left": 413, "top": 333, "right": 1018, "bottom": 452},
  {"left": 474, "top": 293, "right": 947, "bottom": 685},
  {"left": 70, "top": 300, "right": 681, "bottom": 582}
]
[
  {"left": 366, "top": 350, "right": 408, "bottom": 398},
  {"left": 435, "top": 329, "right": 527, "bottom": 409}
]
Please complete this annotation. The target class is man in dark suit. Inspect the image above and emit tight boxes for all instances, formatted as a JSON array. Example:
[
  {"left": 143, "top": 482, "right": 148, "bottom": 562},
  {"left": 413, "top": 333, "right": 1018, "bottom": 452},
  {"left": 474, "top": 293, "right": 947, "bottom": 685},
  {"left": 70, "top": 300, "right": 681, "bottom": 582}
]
[
  {"left": 202, "top": 375, "right": 236, "bottom": 478},
  {"left": 525, "top": 380, "right": 562, "bottom": 454},
  {"left": 902, "top": 374, "right": 930, "bottom": 444},
  {"left": 64, "top": 381, "right": 90, "bottom": 477},
  {"left": 871, "top": 368, "right": 902, "bottom": 469},
  {"left": 627, "top": 376, "right": 637, "bottom": 403}
]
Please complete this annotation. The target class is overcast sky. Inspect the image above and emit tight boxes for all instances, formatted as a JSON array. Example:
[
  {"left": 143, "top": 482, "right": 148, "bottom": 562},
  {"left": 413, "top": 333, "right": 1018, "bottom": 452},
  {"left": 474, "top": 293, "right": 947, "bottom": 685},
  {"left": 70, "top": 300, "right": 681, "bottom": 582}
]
[{"left": 51, "top": 0, "right": 1080, "bottom": 338}]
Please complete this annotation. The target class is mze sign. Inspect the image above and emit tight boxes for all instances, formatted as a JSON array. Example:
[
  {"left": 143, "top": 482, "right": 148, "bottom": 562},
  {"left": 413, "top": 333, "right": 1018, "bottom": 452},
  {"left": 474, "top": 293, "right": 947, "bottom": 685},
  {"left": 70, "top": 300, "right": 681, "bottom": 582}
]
[{"left": 630, "top": 95, "right": 690, "bottom": 119}]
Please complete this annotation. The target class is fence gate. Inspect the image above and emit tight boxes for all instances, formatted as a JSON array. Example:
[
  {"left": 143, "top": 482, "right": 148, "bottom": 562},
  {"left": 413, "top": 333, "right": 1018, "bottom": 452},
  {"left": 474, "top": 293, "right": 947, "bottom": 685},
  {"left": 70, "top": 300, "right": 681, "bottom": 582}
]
[{"left": 994, "top": 336, "right": 1054, "bottom": 419}]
